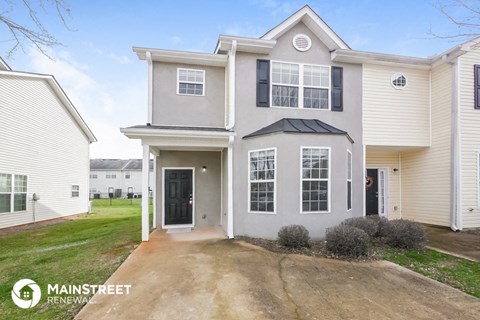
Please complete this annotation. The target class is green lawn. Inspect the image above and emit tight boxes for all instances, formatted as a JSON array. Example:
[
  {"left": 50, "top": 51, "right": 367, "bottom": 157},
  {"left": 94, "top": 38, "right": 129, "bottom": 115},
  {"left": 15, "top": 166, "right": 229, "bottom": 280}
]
[
  {"left": 382, "top": 248, "right": 480, "bottom": 298},
  {"left": 0, "top": 198, "right": 150, "bottom": 320}
]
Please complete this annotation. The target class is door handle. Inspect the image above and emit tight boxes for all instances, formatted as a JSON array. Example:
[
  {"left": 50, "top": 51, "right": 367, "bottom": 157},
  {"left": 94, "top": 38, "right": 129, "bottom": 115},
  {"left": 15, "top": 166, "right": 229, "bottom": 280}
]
[{"left": 189, "top": 194, "right": 193, "bottom": 205}]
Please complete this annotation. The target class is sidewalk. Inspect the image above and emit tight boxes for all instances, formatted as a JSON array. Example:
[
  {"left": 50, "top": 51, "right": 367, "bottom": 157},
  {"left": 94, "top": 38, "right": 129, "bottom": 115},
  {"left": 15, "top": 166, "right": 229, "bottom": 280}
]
[{"left": 425, "top": 225, "right": 480, "bottom": 261}]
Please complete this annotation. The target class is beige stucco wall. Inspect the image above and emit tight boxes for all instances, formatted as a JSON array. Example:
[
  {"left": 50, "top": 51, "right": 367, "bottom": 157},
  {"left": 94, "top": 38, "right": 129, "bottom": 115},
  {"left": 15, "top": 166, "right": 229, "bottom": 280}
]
[
  {"left": 156, "top": 151, "right": 222, "bottom": 228},
  {"left": 152, "top": 62, "right": 225, "bottom": 128}
]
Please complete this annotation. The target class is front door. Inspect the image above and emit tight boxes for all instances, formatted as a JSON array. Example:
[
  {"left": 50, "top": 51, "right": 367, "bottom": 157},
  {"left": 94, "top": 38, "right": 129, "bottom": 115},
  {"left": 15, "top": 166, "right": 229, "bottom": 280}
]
[
  {"left": 164, "top": 169, "right": 193, "bottom": 225},
  {"left": 365, "top": 169, "right": 378, "bottom": 216}
]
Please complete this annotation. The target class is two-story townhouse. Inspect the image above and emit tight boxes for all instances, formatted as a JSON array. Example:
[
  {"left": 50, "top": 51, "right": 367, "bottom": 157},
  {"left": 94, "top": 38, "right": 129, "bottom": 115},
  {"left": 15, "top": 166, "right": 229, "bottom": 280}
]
[
  {"left": 123, "top": 5, "right": 480, "bottom": 241},
  {"left": 122, "top": 6, "right": 362, "bottom": 240},
  {"left": 89, "top": 159, "right": 154, "bottom": 198}
]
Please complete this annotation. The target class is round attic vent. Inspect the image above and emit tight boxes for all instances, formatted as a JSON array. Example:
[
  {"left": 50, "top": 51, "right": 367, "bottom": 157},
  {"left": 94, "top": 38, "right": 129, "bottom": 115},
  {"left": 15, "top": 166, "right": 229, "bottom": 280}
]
[{"left": 292, "top": 34, "right": 312, "bottom": 52}]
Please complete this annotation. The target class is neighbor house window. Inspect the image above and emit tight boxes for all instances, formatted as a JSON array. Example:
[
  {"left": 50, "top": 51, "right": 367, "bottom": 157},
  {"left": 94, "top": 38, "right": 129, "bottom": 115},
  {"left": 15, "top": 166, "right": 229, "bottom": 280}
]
[
  {"left": 391, "top": 73, "right": 407, "bottom": 89},
  {"left": 90, "top": 173, "right": 98, "bottom": 179},
  {"left": 301, "top": 148, "right": 329, "bottom": 213},
  {"left": 125, "top": 172, "right": 131, "bottom": 179},
  {"left": 177, "top": 68, "right": 205, "bottom": 96},
  {"left": 0, "top": 173, "right": 27, "bottom": 213},
  {"left": 106, "top": 172, "right": 116, "bottom": 179},
  {"left": 271, "top": 61, "right": 330, "bottom": 109},
  {"left": 249, "top": 148, "right": 275, "bottom": 213},
  {"left": 347, "top": 150, "right": 352, "bottom": 211},
  {"left": 71, "top": 185, "right": 80, "bottom": 197}
]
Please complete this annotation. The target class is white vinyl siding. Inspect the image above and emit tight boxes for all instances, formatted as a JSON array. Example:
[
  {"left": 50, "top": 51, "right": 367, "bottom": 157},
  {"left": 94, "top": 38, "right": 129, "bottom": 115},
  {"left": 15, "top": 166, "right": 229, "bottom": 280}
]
[
  {"left": 0, "top": 75, "right": 90, "bottom": 228},
  {"left": 248, "top": 148, "right": 276, "bottom": 214},
  {"left": 459, "top": 49, "right": 480, "bottom": 227},
  {"left": 363, "top": 64, "right": 430, "bottom": 146},
  {"left": 301, "top": 147, "right": 329, "bottom": 213},
  {"left": 401, "top": 63, "right": 452, "bottom": 226}
]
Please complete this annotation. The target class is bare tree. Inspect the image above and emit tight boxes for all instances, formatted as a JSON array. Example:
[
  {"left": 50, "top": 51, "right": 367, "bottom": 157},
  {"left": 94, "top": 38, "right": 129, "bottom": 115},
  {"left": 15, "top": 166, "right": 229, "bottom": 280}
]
[
  {"left": 430, "top": 0, "right": 480, "bottom": 40},
  {"left": 0, "top": 0, "right": 73, "bottom": 59}
]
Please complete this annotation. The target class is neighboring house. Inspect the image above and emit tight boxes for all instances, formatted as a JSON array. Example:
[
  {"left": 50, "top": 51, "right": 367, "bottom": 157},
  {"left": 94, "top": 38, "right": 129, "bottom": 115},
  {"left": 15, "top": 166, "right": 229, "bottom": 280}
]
[
  {"left": 0, "top": 58, "right": 96, "bottom": 229},
  {"left": 123, "top": 5, "right": 480, "bottom": 241},
  {"left": 89, "top": 159, "right": 154, "bottom": 198}
]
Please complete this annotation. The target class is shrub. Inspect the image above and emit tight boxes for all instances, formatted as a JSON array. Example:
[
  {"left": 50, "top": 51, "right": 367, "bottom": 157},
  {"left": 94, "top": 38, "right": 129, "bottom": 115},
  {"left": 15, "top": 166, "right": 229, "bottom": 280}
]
[
  {"left": 325, "top": 225, "right": 370, "bottom": 258},
  {"left": 277, "top": 225, "right": 310, "bottom": 248},
  {"left": 366, "top": 215, "right": 392, "bottom": 238},
  {"left": 385, "top": 219, "right": 426, "bottom": 249},
  {"left": 341, "top": 217, "right": 378, "bottom": 238}
]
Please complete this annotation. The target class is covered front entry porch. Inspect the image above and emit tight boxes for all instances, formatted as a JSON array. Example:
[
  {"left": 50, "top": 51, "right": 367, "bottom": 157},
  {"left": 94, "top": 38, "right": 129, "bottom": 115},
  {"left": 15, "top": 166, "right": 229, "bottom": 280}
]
[{"left": 121, "top": 125, "right": 235, "bottom": 241}]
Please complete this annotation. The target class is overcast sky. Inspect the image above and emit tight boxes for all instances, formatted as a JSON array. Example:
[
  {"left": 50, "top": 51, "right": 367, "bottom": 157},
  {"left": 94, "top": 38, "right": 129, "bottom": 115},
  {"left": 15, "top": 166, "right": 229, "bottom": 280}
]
[{"left": 0, "top": 0, "right": 472, "bottom": 159}]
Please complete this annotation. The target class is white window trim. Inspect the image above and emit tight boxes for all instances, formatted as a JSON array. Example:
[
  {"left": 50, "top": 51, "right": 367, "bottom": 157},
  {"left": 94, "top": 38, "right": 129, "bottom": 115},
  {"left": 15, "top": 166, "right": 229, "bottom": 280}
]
[
  {"left": 0, "top": 173, "right": 28, "bottom": 214},
  {"left": 270, "top": 60, "right": 331, "bottom": 110},
  {"left": 248, "top": 147, "right": 277, "bottom": 214},
  {"left": 378, "top": 169, "right": 388, "bottom": 216},
  {"left": 391, "top": 72, "right": 408, "bottom": 90},
  {"left": 71, "top": 184, "right": 80, "bottom": 198},
  {"left": 300, "top": 146, "right": 331, "bottom": 214},
  {"left": 176, "top": 68, "right": 206, "bottom": 96},
  {"left": 347, "top": 150, "right": 352, "bottom": 212}
]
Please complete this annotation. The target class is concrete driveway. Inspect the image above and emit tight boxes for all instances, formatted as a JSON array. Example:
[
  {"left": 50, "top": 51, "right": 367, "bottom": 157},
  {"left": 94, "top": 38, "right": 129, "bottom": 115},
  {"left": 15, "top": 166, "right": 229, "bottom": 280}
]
[{"left": 76, "top": 228, "right": 480, "bottom": 320}]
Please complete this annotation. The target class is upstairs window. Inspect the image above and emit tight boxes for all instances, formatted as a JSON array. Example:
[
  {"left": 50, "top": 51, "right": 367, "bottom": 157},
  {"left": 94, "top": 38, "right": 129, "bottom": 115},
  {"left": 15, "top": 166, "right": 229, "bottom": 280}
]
[
  {"left": 106, "top": 172, "right": 116, "bottom": 179},
  {"left": 125, "top": 172, "right": 131, "bottom": 179},
  {"left": 90, "top": 173, "right": 98, "bottom": 179},
  {"left": 271, "top": 61, "right": 330, "bottom": 109},
  {"left": 177, "top": 68, "right": 205, "bottom": 96},
  {"left": 391, "top": 73, "right": 407, "bottom": 89},
  {"left": 0, "top": 173, "right": 27, "bottom": 213}
]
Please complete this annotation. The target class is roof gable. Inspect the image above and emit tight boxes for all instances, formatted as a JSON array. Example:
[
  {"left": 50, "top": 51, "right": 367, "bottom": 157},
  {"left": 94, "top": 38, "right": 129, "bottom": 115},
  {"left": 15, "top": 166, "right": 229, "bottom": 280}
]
[{"left": 261, "top": 5, "right": 350, "bottom": 51}]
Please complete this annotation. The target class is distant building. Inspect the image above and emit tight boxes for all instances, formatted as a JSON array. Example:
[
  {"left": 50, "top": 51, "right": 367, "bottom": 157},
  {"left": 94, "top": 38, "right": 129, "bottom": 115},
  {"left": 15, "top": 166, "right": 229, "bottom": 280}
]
[
  {"left": 0, "top": 57, "right": 96, "bottom": 229},
  {"left": 89, "top": 159, "right": 154, "bottom": 198}
]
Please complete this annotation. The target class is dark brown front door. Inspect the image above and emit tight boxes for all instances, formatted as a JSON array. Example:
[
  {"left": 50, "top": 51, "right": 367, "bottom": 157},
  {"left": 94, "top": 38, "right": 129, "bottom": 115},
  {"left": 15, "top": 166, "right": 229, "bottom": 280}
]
[
  {"left": 366, "top": 169, "right": 379, "bottom": 216},
  {"left": 165, "top": 169, "right": 193, "bottom": 225}
]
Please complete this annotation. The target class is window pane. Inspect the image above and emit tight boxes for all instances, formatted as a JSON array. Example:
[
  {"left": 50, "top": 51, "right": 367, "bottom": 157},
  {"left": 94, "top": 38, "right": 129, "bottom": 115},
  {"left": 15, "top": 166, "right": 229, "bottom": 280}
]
[
  {"left": 249, "top": 149, "right": 275, "bottom": 213},
  {"left": 304, "top": 88, "right": 328, "bottom": 109},
  {"left": 302, "top": 149, "right": 329, "bottom": 212},
  {"left": 0, "top": 194, "right": 11, "bottom": 213},
  {"left": 0, "top": 173, "right": 11, "bottom": 192},
  {"left": 272, "top": 62, "right": 299, "bottom": 85},
  {"left": 272, "top": 85, "right": 298, "bottom": 107},
  {"left": 347, "top": 181, "right": 352, "bottom": 210},
  {"left": 14, "top": 175, "right": 27, "bottom": 193},
  {"left": 14, "top": 194, "right": 26, "bottom": 211}
]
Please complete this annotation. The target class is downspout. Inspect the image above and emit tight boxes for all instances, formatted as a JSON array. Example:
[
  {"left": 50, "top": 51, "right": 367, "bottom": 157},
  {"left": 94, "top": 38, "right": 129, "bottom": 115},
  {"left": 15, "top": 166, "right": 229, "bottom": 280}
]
[
  {"left": 226, "top": 40, "right": 237, "bottom": 130},
  {"left": 449, "top": 56, "right": 461, "bottom": 231},
  {"left": 146, "top": 51, "right": 153, "bottom": 124}
]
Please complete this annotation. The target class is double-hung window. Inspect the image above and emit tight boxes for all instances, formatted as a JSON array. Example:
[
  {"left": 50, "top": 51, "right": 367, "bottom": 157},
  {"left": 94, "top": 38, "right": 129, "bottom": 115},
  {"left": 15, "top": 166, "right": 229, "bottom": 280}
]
[
  {"left": 249, "top": 148, "right": 276, "bottom": 213},
  {"left": 177, "top": 68, "right": 205, "bottom": 96},
  {"left": 106, "top": 172, "right": 116, "bottom": 179},
  {"left": 301, "top": 148, "right": 329, "bottom": 213},
  {"left": 347, "top": 150, "right": 352, "bottom": 211},
  {"left": 0, "top": 173, "right": 27, "bottom": 213},
  {"left": 71, "top": 185, "right": 80, "bottom": 197},
  {"left": 271, "top": 61, "right": 330, "bottom": 109}
]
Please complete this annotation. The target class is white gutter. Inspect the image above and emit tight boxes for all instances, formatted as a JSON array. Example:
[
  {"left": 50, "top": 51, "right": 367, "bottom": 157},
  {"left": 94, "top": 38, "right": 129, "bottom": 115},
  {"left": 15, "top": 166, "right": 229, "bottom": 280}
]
[
  {"left": 450, "top": 58, "right": 462, "bottom": 231},
  {"left": 146, "top": 51, "right": 153, "bottom": 124},
  {"left": 226, "top": 40, "right": 237, "bottom": 130}
]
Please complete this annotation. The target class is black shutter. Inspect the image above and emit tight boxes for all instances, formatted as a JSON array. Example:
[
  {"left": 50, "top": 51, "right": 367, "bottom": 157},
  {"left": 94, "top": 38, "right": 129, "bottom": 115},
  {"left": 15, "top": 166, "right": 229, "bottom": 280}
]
[
  {"left": 475, "top": 65, "right": 480, "bottom": 109},
  {"left": 331, "top": 66, "right": 343, "bottom": 112},
  {"left": 256, "top": 59, "right": 270, "bottom": 107}
]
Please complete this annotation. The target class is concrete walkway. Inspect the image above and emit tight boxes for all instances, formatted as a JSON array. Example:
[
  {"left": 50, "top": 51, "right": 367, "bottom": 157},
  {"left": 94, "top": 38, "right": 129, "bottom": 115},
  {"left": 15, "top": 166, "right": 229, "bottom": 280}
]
[
  {"left": 425, "top": 225, "right": 480, "bottom": 261},
  {"left": 76, "top": 228, "right": 480, "bottom": 320}
]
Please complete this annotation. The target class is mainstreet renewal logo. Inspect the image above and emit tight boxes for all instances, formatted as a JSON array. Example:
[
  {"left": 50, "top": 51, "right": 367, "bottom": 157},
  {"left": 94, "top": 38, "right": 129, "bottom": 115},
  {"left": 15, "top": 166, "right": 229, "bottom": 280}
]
[
  {"left": 11, "top": 279, "right": 41, "bottom": 309},
  {"left": 11, "top": 279, "right": 132, "bottom": 308}
]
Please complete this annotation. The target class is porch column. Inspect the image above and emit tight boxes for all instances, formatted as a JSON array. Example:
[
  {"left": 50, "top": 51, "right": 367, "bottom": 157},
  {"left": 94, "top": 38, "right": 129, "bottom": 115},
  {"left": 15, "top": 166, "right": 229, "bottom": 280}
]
[
  {"left": 152, "top": 154, "right": 157, "bottom": 228},
  {"left": 142, "top": 144, "right": 150, "bottom": 241},
  {"left": 227, "top": 136, "right": 234, "bottom": 238}
]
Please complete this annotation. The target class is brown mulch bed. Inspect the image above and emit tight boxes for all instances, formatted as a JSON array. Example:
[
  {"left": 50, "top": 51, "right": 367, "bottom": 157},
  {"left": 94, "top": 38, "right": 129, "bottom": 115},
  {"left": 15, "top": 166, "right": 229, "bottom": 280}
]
[{"left": 235, "top": 236, "right": 384, "bottom": 262}]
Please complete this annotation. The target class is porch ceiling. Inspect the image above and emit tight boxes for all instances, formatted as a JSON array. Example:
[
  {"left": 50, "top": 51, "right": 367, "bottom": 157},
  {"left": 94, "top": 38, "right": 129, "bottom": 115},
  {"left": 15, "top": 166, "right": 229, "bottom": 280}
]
[{"left": 366, "top": 145, "right": 429, "bottom": 153}]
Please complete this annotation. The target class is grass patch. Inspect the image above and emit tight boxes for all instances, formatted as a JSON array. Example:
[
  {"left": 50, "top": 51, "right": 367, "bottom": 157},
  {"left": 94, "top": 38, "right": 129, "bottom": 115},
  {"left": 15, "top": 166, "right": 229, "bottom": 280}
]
[
  {"left": 379, "top": 248, "right": 480, "bottom": 298},
  {"left": 0, "top": 198, "right": 151, "bottom": 320}
]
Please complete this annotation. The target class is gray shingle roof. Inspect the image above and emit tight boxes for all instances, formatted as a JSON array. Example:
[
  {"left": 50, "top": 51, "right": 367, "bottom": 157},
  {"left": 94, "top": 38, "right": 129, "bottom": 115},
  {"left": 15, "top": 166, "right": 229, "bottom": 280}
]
[
  {"left": 90, "top": 159, "right": 153, "bottom": 170},
  {"left": 243, "top": 118, "right": 353, "bottom": 143}
]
